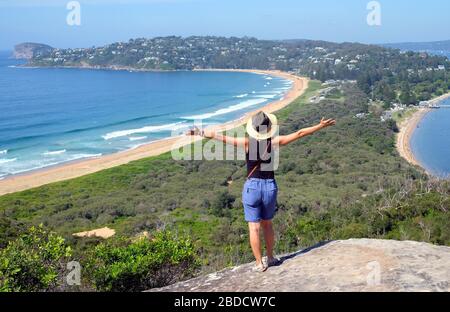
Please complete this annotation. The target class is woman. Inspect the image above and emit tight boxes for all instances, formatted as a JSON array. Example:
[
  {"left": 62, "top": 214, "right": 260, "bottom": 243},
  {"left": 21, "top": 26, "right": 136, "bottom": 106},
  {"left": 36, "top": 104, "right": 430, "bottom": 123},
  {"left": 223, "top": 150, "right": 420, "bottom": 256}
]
[{"left": 188, "top": 111, "right": 336, "bottom": 272}]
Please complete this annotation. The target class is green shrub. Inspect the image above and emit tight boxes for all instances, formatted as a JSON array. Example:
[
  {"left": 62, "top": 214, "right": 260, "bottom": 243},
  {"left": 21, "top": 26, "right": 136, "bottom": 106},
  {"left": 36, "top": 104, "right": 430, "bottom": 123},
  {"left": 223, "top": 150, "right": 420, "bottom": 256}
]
[
  {"left": 211, "top": 191, "right": 235, "bottom": 218},
  {"left": 0, "top": 225, "right": 72, "bottom": 292},
  {"left": 0, "top": 216, "right": 27, "bottom": 249},
  {"left": 83, "top": 231, "right": 199, "bottom": 292},
  {"left": 334, "top": 223, "right": 369, "bottom": 239}
]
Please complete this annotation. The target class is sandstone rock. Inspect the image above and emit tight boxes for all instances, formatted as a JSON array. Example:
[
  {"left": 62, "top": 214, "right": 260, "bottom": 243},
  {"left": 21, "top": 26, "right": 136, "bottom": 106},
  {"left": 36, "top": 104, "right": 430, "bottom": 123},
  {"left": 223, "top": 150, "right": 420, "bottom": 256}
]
[
  {"left": 13, "top": 43, "right": 54, "bottom": 60},
  {"left": 149, "top": 239, "right": 449, "bottom": 292}
]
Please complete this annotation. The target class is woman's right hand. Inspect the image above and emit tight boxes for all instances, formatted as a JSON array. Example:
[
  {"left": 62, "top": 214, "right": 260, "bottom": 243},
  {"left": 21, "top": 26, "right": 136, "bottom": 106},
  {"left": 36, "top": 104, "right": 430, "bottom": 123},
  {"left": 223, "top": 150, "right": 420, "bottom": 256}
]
[
  {"left": 186, "top": 126, "right": 201, "bottom": 136},
  {"left": 185, "top": 126, "right": 215, "bottom": 139}
]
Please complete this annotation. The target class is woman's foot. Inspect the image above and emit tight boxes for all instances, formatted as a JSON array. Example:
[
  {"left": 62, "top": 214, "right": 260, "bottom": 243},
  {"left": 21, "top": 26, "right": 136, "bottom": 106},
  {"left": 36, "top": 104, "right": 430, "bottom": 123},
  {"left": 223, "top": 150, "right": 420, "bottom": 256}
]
[
  {"left": 266, "top": 257, "right": 282, "bottom": 267},
  {"left": 253, "top": 262, "right": 268, "bottom": 273}
]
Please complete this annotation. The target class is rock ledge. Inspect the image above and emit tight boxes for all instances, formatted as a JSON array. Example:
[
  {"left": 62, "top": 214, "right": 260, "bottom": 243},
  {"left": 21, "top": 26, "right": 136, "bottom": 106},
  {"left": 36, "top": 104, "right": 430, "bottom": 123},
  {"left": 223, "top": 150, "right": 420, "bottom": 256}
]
[{"left": 149, "top": 239, "right": 449, "bottom": 292}]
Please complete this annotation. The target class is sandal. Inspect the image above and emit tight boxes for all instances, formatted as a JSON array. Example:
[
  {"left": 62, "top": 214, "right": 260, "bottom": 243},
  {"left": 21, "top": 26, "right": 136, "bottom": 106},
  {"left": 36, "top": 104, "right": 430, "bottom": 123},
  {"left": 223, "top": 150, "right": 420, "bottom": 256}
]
[
  {"left": 266, "top": 257, "right": 282, "bottom": 267},
  {"left": 253, "top": 262, "right": 268, "bottom": 273}
]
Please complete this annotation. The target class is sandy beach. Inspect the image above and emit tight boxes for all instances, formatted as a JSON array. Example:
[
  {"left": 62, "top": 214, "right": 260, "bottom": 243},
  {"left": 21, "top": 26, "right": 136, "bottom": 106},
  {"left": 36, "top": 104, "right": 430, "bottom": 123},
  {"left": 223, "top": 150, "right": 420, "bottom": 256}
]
[
  {"left": 0, "top": 70, "right": 308, "bottom": 196},
  {"left": 427, "top": 92, "right": 450, "bottom": 106},
  {"left": 396, "top": 92, "right": 450, "bottom": 169},
  {"left": 396, "top": 108, "right": 430, "bottom": 167}
]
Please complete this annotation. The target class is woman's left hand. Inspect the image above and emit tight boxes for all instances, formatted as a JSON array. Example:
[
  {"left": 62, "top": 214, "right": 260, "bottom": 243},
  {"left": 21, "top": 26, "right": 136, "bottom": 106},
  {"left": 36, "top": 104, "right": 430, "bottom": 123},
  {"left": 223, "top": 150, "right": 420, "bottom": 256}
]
[
  {"left": 202, "top": 128, "right": 215, "bottom": 139},
  {"left": 320, "top": 118, "right": 336, "bottom": 128}
]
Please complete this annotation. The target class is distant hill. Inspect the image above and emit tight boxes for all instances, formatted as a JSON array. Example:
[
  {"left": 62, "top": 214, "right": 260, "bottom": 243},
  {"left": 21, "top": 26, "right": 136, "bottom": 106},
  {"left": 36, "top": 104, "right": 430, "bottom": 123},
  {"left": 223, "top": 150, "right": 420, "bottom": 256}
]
[
  {"left": 13, "top": 42, "right": 54, "bottom": 60},
  {"left": 25, "top": 36, "right": 450, "bottom": 108},
  {"left": 382, "top": 40, "right": 450, "bottom": 58}
]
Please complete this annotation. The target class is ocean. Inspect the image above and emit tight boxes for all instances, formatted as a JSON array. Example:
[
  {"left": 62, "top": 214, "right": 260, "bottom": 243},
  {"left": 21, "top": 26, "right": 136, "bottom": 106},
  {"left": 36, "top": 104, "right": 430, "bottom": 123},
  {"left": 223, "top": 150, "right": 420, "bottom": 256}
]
[
  {"left": 411, "top": 96, "right": 450, "bottom": 178},
  {"left": 0, "top": 51, "right": 292, "bottom": 179}
]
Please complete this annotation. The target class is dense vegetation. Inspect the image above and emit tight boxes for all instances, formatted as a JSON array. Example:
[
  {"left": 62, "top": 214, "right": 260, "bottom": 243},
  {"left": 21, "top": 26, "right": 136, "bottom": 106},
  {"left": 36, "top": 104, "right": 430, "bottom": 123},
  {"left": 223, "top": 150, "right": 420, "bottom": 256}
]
[
  {"left": 0, "top": 225, "right": 71, "bottom": 292},
  {"left": 83, "top": 231, "right": 198, "bottom": 292},
  {"left": 0, "top": 226, "right": 198, "bottom": 292},
  {"left": 0, "top": 81, "right": 448, "bottom": 291},
  {"left": 28, "top": 36, "right": 450, "bottom": 107}
]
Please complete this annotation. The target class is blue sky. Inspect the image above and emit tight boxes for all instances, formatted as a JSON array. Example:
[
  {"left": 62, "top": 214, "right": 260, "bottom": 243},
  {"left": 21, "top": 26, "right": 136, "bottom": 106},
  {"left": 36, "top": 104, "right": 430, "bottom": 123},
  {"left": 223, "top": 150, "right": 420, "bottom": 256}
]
[{"left": 1, "top": 0, "right": 449, "bottom": 50}]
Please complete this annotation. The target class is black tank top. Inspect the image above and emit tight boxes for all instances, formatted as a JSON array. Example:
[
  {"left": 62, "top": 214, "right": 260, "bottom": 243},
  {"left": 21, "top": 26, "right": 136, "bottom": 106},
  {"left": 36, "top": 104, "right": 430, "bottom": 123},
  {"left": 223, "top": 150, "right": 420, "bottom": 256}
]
[{"left": 246, "top": 138, "right": 275, "bottom": 179}]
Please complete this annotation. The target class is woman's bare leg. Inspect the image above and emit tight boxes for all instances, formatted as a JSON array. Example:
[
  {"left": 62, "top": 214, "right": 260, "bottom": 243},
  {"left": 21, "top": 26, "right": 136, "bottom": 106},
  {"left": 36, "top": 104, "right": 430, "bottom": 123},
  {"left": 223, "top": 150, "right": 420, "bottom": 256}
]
[
  {"left": 261, "top": 220, "right": 275, "bottom": 260},
  {"left": 248, "top": 222, "right": 262, "bottom": 265}
]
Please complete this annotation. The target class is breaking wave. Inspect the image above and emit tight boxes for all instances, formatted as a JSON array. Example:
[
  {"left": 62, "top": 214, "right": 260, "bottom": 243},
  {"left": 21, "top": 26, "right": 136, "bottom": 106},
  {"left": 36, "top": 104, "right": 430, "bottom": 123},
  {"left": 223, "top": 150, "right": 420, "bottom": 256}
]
[
  {"left": 43, "top": 149, "right": 67, "bottom": 156},
  {"left": 102, "top": 122, "right": 187, "bottom": 140},
  {"left": 0, "top": 158, "right": 17, "bottom": 164},
  {"left": 181, "top": 98, "right": 267, "bottom": 120}
]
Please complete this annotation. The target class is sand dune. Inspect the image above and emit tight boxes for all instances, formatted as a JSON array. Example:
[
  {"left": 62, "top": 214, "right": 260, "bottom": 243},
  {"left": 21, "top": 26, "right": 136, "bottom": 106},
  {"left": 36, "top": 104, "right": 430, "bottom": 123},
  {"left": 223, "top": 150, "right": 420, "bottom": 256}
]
[{"left": 73, "top": 227, "right": 116, "bottom": 239}]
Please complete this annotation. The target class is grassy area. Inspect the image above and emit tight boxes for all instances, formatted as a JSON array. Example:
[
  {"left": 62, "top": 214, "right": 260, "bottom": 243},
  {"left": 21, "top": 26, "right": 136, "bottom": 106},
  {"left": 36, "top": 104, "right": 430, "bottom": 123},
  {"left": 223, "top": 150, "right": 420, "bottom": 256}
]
[
  {"left": 325, "top": 88, "right": 346, "bottom": 102},
  {"left": 277, "top": 80, "right": 322, "bottom": 119},
  {"left": 392, "top": 107, "right": 419, "bottom": 124}
]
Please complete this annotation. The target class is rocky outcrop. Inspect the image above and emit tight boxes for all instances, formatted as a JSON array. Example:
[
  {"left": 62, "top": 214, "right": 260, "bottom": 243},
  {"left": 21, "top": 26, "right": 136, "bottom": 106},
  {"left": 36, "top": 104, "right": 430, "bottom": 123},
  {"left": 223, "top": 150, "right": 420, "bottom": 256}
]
[
  {"left": 13, "top": 43, "right": 54, "bottom": 60},
  {"left": 149, "top": 239, "right": 450, "bottom": 292}
]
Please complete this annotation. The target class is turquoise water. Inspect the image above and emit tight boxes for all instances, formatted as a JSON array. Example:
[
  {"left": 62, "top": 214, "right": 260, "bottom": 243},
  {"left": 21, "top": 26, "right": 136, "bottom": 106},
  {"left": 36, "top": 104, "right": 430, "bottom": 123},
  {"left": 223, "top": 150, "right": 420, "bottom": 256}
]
[
  {"left": 0, "top": 51, "right": 292, "bottom": 178},
  {"left": 411, "top": 97, "right": 450, "bottom": 178}
]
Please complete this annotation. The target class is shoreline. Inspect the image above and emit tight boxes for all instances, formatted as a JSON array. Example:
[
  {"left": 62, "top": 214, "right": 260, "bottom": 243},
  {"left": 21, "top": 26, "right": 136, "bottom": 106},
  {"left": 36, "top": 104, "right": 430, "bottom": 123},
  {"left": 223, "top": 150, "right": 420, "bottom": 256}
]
[
  {"left": 0, "top": 70, "right": 308, "bottom": 196},
  {"left": 427, "top": 92, "right": 450, "bottom": 106},
  {"left": 396, "top": 108, "right": 430, "bottom": 168},
  {"left": 396, "top": 92, "right": 450, "bottom": 172}
]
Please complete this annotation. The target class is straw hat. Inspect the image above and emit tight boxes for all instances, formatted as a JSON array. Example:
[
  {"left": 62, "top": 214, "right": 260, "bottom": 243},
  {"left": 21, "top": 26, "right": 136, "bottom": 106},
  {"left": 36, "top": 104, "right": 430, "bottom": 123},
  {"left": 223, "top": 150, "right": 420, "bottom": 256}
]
[{"left": 246, "top": 111, "right": 278, "bottom": 141}]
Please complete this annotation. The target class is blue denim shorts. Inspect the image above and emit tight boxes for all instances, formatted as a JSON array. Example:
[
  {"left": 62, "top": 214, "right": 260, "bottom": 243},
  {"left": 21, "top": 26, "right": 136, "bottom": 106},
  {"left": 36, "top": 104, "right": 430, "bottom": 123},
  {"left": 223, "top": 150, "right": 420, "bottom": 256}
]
[{"left": 242, "top": 178, "right": 278, "bottom": 222}]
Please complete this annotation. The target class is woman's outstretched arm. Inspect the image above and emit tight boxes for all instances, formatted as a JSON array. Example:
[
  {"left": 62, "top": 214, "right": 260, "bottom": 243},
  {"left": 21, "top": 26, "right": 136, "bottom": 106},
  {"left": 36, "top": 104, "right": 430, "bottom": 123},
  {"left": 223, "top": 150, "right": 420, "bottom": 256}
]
[
  {"left": 273, "top": 118, "right": 336, "bottom": 146},
  {"left": 186, "top": 127, "right": 248, "bottom": 147}
]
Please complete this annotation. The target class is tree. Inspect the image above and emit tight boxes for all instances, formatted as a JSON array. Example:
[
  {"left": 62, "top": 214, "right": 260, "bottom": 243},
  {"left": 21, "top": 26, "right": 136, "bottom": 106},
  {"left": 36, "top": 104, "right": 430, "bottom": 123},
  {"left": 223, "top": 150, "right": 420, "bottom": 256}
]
[
  {"left": 399, "top": 82, "right": 414, "bottom": 104},
  {"left": 386, "top": 119, "right": 399, "bottom": 133},
  {"left": 375, "top": 80, "right": 396, "bottom": 103},
  {"left": 357, "top": 72, "right": 372, "bottom": 94}
]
